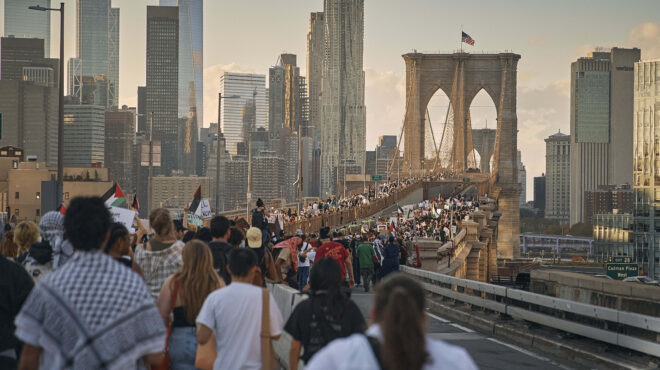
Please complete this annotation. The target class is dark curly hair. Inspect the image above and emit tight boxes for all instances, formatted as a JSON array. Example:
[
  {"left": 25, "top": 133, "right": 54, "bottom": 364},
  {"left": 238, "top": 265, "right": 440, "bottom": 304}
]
[{"left": 64, "top": 197, "right": 111, "bottom": 252}]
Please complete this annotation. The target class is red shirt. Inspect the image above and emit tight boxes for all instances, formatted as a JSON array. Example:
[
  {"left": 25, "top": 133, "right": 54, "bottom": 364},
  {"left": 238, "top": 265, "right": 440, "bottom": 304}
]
[{"left": 316, "top": 241, "right": 350, "bottom": 277}]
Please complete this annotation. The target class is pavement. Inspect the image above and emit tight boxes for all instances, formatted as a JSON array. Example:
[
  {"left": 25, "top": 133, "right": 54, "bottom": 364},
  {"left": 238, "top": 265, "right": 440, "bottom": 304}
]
[{"left": 348, "top": 286, "right": 573, "bottom": 370}]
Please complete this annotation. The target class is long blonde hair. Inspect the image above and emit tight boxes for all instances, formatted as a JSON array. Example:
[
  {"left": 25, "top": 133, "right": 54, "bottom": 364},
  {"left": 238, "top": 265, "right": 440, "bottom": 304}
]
[
  {"left": 173, "top": 240, "right": 223, "bottom": 323},
  {"left": 14, "top": 221, "right": 39, "bottom": 255}
]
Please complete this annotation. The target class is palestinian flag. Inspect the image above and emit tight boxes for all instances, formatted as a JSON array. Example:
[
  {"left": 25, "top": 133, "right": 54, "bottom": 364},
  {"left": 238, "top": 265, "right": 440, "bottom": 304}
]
[
  {"left": 131, "top": 195, "right": 139, "bottom": 211},
  {"left": 59, "top": 204, "right": 66, "bottom": 215},
  {"left": 189, "top": 185, "right": 201, "bottom": 214},
  {"left": 102, "top": 182, "right": 126, "bottom": 208}
]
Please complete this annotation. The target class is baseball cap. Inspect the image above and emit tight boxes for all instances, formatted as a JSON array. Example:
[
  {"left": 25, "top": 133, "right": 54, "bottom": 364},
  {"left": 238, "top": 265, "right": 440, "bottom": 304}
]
[{"left": 246, "top": 227, "right": 262, "bottom": 248}]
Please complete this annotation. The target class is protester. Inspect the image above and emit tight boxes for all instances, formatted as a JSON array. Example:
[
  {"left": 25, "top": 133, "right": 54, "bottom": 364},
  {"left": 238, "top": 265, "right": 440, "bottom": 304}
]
[
  {"left": 285, "top": 258, "right": 366, "bottom": 369},
  {"left": 228, "top": 227, "right": 246, "bottom": 248},
  {"left": 306, "top": 274, "right": 478, "bottom": 370},
  {"left": 104, "top": 222, "right": 144, "bottom": 277},
  {"left": 158, "top": 240, "right": 225, "bottom": 370},
  {"left": 356, "top": 236, "right": 376, "bottom": 292},
  {"left": 195, "top": 227, "right": 213, "bottom": 243},
  {"left": 134, "top": 208, "right": 184, "bottom": 298},
  {"left": 246, "top": 226, "right": 279, "bottom": 285},
  {"left": 315, "top": 227, "right": 354, "bottom": 288},
  {"left": 173, "top": 220, "right": 187, "bottom": 241},
  {"left": 17, "top": 212, "right": 65, "bottom": 282},
  {"left": 196, "top": 248, "right": 284, "bottom": 370},
  {"left": 0, "top": 253, "right": 34, "bottom": 369},
  {"left": 297, "top": 233, "right": 313, "bottom": 290},
  {"left": 15, "top": 197, "right": 166, "bottom": 369},
  {"left": 274, "top": 236, "right": 301, "bottom": 289},
  {"left": 251, "top": 198, "right": 270, "bottom": 246},
  {"left": 381, "top": 236, "right": 401, "bottom": 278},
  {"left": 13, "top": 221, "right": 39, "bottom": 258},
  {"left": 208, "top": 215, "right": 234, "bottom": 285},
  {"left": 0, "top": 229, "right": 18, "bottom": 258}
]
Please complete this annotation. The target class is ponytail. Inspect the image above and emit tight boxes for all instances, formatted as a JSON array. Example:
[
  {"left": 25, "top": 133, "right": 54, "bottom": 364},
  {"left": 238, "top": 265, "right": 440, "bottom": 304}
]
[{"left": 374, "top": 274, "right": 428, "bottom": 370}]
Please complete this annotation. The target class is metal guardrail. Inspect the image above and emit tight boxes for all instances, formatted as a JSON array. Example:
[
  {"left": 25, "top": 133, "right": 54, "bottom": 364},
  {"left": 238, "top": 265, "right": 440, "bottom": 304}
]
[{"left": 401, "top": 266, "right": 660, "bottom": 357}]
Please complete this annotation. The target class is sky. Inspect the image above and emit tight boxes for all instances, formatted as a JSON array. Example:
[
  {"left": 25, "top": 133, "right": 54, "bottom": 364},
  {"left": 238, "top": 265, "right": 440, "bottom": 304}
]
[{"left": 3, "top": 0, "right": 660, "bottom": 201}]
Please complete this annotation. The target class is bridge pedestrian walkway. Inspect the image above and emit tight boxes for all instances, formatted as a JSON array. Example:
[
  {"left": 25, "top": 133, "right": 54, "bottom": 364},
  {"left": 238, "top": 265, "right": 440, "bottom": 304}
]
[{"left": 347, "top": 287, "right": 570, "bottom": 370}]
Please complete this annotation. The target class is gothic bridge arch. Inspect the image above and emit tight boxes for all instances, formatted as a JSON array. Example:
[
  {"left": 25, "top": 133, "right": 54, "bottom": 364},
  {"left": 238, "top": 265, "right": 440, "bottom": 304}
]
[{"left": 401, "top": 52, "right": 521, "bottom": 259}]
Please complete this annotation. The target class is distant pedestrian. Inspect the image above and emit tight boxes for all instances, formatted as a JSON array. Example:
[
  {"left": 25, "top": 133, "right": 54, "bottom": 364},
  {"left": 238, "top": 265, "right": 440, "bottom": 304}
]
[
  {"left": 13, "top": 221, "right": 39, "bottom": 259},
  {"left": 356, "top": 237, "right": 375, "bottom": 292},
  {"left": 306, "top": 274, "right": 477, "bottom": 370},
  {"left": 14, "top": 197, "right": 166, "bottom": 369},
  {"left": 297, "top": 234, "right": 313, "bottom": 290},
  {"left": 104, "top": 222, "right": 144, "bottom": 278},
  {"left": 196, "top": 248, "right": 283, "bottom": 370},
  {"left": 208, "top": 216, "right": 234, "bottom": 285},
  {"left": 158, "top": 240, "right": 225, "bottom": 370},
  {"left": 134, "top": 208, "right": 184, "bottom": 298},
  {"left": 381, "top": 236, "right": 401, "bottom": 278},
  {"left": 315, "top": 227, "right": 354, "bottom": 288},
  {"left": 285, "top": 258, "right": 365, "bottom": 369},
  {"left": 274, "top": 236, "right": 301, "bottom": 289}
]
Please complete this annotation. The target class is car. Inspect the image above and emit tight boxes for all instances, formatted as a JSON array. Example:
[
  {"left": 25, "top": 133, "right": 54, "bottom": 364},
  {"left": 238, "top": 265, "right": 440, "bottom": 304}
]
[
  {"left": 622, "top": 276, "right": 660, "bottom": 285},
  {"left": 593, "top": 274, "right": 614, "bottom": 280}
]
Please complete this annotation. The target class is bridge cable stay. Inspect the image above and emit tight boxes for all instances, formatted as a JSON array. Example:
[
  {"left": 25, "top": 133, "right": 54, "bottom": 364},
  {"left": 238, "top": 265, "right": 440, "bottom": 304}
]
[
  {"left": 432, "top": 101, "right": 451, "bottom": 172},
  {"left": 425, "top": 109, "right": 440, "bottom": 173},
  {"left": 491, "top": 61, "right": 508, "bottom": 184}
]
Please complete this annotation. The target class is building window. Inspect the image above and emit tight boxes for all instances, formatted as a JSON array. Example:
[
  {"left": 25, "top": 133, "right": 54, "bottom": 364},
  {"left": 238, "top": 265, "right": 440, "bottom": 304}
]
[
  {"left": 15, "top": 192, "right": 19, "bottom": 200},
  {"left": 15, "top": 209, "right": 19, "bottom": 216},
  {"left": 36, "top": 192, "right": 40, "bottom": 199},
  {"left": 12, "top": 160, "right": 17, "bottom": 169},
  {"left": 36, "top": 209, "right": 40, "bottom": 217},
  {"left": 65, "top": 192, "right": 69, "bottom": 200}
]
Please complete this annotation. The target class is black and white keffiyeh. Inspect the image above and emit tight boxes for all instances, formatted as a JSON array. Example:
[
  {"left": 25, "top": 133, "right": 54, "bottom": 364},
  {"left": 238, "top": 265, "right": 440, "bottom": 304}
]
[{"left": 15, "top": 252, "right": 166, "bottom": 369}]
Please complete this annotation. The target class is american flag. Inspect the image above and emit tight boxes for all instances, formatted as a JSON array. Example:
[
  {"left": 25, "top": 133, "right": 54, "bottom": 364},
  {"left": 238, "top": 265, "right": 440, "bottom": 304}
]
[{"left": 461, "top": 31, "right": 475, "bottom": 46}]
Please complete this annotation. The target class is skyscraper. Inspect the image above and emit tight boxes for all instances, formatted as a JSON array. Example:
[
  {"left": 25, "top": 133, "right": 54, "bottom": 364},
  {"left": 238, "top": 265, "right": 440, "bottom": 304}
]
[
  {"left": 137, "top": 86, "right": 147, "bottom": 133},
  {"left": 63, "top": 104, "right": 105, "bottom": 167},
  {"left": 634, "top": 59, "right": 660, "bottom": 278},
  {"left": 72, "top": 0, "right": 119, "bottom": 109},
  {"left": 146, "top": 6, "right": 179, "bottom": 175},
  {"left": 545, "top": 131, "right": 570, "bottom": 224},
  {"left": 269, "top": 54, "right": 306, "bottom": 132},
  {"left": 219, "top": 72, "right": 266, "bottom": 155},
  {"left": 159, "top": 0, "right": 203, "bottom": 176},
  {"left": 0, "top": 37, "right": 58, "bottom": 82},
  {"left": 306, "top": 12, "right": 325, "bottom": 197},
  {"left": 105, "top": 106, "right": 136, "bottom": 191},
  {"left": 517, "top": 150, "right": 526, "bottom": 205},
  {"left": 569, "top": 48, "right": 640, "bottom": 225},
  {"left": 320, "top": 0, "right": 366, "bottom": 196},
  {"left": 4, "top": 0, "right": 51, "bottom": 57},
  {"left": 534, "top": 175, "right": 546, "bottom": 215}
]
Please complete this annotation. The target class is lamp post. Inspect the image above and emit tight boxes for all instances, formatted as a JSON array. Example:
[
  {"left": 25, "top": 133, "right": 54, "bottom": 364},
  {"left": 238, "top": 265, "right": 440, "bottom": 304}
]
[
  {"left": 30, "top": 3, "right": 64, "bottom": 209},
  {"left": 216, "top": 93, "right": 240, "bottom": 215}
]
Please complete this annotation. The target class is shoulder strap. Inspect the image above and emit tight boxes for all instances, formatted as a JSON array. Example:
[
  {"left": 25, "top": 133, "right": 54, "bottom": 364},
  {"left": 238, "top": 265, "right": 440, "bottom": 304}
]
[{"left": 366, "top": 335, "right": 384, "bottom": 370}]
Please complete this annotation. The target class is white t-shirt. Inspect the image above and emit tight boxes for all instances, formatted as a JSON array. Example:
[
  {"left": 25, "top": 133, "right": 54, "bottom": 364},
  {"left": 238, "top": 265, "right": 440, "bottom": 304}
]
[
  {"left": 306, "top": 324, "right": 477, "bottom": 370},
  {"left": 196, "top": 282, "right": 284, "bottom": 370},
  {"left": 307, "top": 249, "right": 317, "bottom": 264},
  {"left": 299, "top": 242, "right": 312, "bottom": 267}
]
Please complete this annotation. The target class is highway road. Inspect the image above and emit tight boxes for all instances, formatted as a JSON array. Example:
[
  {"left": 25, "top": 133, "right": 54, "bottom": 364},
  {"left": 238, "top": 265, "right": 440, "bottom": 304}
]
[{"left": 349, "top": 288, "right": 573, "bottom": 369}]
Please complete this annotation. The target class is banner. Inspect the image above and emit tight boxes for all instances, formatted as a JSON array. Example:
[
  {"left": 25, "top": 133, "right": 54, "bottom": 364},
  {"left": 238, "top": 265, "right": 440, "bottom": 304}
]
[{"left": 195, "top": 199, "right": 212, "bottom": 219}]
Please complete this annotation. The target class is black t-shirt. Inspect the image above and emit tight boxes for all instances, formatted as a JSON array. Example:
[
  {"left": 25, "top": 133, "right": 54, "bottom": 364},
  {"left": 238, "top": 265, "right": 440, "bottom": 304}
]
[
  {"left": 207, "top": 241, "right": 234, "bottom": 285},
  {"left": 284, "top": 293, "right": 366, "bottom": 363},
  {"left": 0, "top": 255, "right": 34, "bottom": 353}
]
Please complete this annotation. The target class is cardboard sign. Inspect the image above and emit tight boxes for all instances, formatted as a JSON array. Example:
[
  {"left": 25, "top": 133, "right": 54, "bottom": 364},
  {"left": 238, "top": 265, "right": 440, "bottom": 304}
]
[
  {"left": 109, "top": 206, "right": 136, "bottom": 231},
  {"left": 188, "top": 214, "right": 203, "bottom": 227},
  {"left": 195, "top": 199, "right": 212, "bottom": 219}
]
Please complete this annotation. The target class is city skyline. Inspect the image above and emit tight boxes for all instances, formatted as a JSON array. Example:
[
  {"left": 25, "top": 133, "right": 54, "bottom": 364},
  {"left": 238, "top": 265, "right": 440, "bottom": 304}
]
[{"left": 2, "top": 0, "right": 660, "bottom": 199}]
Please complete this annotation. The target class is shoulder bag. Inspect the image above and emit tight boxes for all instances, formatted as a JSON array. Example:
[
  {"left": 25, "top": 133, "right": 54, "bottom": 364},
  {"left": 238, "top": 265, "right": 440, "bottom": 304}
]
[{"left": 261, "top": 288, "right": 278, "bottom": 370}]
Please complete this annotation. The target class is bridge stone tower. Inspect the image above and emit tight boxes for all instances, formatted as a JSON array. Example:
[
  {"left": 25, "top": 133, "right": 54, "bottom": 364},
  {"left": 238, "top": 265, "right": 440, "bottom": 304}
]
[
  {"left": 402, "top": 52, "right": 521, "bottom": 259},
  {"left": 472, "top": 128, "right": 497, "bottom": 173}
]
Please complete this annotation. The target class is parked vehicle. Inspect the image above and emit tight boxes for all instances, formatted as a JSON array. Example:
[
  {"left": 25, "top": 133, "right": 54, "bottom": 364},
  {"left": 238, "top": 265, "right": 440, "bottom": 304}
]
[{"left": 593, "top": 274, "right": 613, "bottom": 280}]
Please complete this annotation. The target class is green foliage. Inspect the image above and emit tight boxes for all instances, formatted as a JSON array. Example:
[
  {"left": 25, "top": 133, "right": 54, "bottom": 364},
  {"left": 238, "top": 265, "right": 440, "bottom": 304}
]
[{"left": 568, "top": 222, "right": 593, "bottom": 237}]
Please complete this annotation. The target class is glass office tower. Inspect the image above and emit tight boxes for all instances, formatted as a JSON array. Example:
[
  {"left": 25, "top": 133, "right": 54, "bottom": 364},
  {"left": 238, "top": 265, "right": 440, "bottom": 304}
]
[{"left": 4, "top": 0, "right": 51, "bottom": 57}]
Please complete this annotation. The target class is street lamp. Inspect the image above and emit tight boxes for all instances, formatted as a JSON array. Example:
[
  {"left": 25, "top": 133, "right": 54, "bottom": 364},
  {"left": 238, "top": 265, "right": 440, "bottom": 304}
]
[
  {"left": 216, "top": 93, "right": 240, "bottom": 215},
  {"left": 30, "top": 3, "right": 64, "bottom": 209}
]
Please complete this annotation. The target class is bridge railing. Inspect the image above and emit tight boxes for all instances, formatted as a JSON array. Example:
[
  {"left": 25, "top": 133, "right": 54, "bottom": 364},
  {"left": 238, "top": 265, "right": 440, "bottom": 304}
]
[
  {"left": 282, "top": 180, "right": 425, "bottom": 235},
  {"left": 401, "top": 265, "right": 660, "bottom": 357}
]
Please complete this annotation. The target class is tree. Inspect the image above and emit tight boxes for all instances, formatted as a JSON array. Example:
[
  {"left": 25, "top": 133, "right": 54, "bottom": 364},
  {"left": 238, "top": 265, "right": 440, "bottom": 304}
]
[{"left": 568, "top": 222, "right": 593, "bottom": 237}]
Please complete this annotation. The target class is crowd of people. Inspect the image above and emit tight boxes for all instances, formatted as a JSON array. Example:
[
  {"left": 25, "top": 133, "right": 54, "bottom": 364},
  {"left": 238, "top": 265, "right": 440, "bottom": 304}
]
[{"left": 0, "top": 183, "right": 480, "bottom": 369}]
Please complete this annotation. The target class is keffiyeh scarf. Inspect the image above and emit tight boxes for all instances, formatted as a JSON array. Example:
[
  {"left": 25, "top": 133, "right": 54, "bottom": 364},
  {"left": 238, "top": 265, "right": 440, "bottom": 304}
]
[
  {"left": 274, "top": 236, "right": 301, "bottom": 271},
  {"left": 15, "top": 252, "right": 165, "bottom": 369}
]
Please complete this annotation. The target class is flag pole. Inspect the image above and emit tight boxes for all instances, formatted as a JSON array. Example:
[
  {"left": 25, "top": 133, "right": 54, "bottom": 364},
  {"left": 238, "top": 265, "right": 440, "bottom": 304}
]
[{"left": 460, "top": 25, "right": 463, "bottom": 53}]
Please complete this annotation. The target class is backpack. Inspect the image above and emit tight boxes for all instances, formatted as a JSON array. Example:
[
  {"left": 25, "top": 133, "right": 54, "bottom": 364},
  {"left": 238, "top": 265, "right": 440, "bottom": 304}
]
[{"left": 252, "top": 209, "right": 266, "bottom": 229}]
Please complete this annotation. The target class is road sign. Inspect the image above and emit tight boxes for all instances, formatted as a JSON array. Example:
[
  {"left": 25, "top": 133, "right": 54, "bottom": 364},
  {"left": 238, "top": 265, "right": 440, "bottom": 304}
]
[
  {"left": 371, "top": 175, "right": 382, "bottom": 181},
  {"left": 606, "top": 263, "right": 639, "bottom": 280},
  {"left": 462, "top": 177, "right": 471, "bottom": 182},
  {"left": 610, "top": 256, "right": 632, "bottom": 263}
]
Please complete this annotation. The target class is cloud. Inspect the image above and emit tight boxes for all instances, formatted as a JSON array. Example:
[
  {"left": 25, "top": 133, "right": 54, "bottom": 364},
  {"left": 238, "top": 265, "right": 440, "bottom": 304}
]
[
  {"left": 527, "top": 37, "right": 547, "bottom": 47},
  {"left": 517, "top": 80, "right": 570, "bottom": 199},
  {"left": 202, "top": 63, "right": 257, "bottom": 128},
  {"left": 626, "top": 22, "right": 660, "bottom": 60},
  {"left": 364, "top": 68, "right": 406, "bottom": 149}
]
